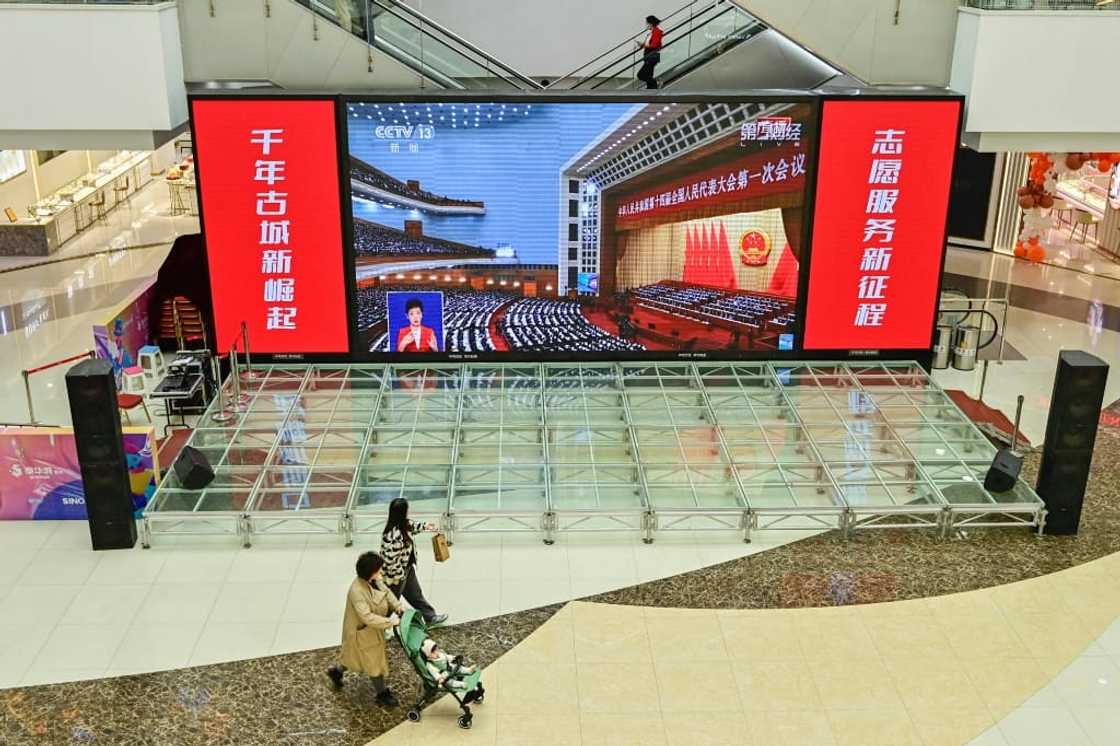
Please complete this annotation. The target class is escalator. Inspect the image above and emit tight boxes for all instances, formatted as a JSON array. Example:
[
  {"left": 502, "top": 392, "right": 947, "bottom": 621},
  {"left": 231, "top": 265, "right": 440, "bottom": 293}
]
[
  {"left": 295, "top": 0, "right": 542, "bottom": 90},
  {"left": 548, "top": 0, "right": 841, "bottom": 91}
]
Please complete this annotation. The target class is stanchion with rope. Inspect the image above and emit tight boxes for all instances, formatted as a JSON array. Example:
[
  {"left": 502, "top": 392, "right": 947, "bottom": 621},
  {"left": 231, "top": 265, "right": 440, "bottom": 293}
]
[
  {"left": 240, "top": 320, "right": 260, "bottom": 382},
  {"left": 230, "top": 344, "right": 249, "bottom": 412},
  {"left": 209, "top": 353, "right": 235, "bottom": 424},
  {"left": 20, "top": 350, "right": 96, "bottom": 425}
]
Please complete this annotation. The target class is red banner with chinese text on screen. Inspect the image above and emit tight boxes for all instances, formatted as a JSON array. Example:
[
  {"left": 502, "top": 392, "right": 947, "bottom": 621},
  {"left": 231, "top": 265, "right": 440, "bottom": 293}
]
[
  {"left": 614, "top": 143, "right": 808, "bottom": 229},
  {"left": 192, "top": 98, "right": 349, "bottom": 354},
  {"left": 802, "top": 99, "right": 961, "bottom": 351}
]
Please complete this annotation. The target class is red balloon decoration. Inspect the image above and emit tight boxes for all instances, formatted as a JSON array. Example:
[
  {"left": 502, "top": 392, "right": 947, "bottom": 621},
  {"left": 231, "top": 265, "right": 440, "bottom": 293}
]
[
  {"left": 1027, "top": 244, "right": 1046, "bottom": 263},
  {"left": 1014, "top": 241, "right": 1028, "bottom": 258}
]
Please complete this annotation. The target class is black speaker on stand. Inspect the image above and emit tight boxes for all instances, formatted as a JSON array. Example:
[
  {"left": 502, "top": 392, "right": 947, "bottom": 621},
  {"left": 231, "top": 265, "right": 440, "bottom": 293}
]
[
  {"left": 65, "top": 358, "right": 137, "bottom": 550},
  {"left": 1036, "top": 350, "right": 1109, "bottom": 535}
]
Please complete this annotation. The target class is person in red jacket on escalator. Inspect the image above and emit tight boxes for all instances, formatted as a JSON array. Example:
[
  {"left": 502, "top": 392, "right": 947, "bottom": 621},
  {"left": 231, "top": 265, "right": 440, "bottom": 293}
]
[{"left": 636, "top": 15, "right": 664, "bottom": 90}]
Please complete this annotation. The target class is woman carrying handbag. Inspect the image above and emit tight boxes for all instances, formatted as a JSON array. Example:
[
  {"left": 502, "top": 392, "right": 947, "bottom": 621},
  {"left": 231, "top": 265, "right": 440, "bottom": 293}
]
[{"left": 381, "top": 498, "right": 449, "bottom": 627}]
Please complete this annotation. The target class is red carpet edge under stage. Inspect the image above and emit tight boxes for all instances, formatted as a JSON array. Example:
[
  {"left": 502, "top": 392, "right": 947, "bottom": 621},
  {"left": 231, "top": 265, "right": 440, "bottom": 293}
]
[{"left": 946, "top": 390, "right": 1032, "bottom": 449}]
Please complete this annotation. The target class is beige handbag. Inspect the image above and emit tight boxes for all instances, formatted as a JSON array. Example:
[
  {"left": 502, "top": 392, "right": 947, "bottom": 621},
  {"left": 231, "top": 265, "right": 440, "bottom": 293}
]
[{"left": 432, "top": 532, "right": 450, "bottom": 562}]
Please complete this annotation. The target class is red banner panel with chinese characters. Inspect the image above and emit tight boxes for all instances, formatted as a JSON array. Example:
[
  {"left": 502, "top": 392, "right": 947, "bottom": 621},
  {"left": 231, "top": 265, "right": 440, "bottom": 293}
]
[
  {"left": 614, "top": 143, "right": 808, "bottom": 229},
  {"left": 192, "top": 98, "right": 349, "bottom": 354},
  {"left": 803, "top": 98, "right": 961, "bottom": 351}
]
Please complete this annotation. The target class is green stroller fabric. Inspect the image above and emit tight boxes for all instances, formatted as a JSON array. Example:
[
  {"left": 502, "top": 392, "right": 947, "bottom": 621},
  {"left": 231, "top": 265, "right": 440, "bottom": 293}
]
[{"left": 396, "top": 610, "right": 483, "bottom": 692}]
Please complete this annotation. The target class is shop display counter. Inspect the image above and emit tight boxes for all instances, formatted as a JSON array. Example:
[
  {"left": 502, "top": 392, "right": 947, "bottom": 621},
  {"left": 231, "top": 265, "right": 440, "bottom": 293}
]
[{"left": 0, "top": 151, "right": 152, "bottom": 257}]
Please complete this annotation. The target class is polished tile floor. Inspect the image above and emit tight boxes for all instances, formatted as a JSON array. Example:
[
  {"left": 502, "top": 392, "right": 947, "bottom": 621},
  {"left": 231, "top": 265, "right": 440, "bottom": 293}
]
[
  {"left": 0, "top": 184, "right": 1119, "bottom": 743},
  {"left": 0, "top": 177, "right": 196, "bottom": 427},
  {"left": 0, "top": 519, "right": 814, "bottom": 688},
  {"left": 935, "top": 247, "right": 1120, "bottom": 445},
  {"left": 371, "top": 551, "right": 1120, "bottom": 746}
]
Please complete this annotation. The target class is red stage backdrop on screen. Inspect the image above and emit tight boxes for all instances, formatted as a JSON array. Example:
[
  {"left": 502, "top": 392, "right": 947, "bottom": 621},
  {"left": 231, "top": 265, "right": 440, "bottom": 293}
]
[
  {"left": 192, "top": 98, "right": 349, "bottom": 354},
  {"left": 803, "top": 99, "right": 961, "bottom": 351}
]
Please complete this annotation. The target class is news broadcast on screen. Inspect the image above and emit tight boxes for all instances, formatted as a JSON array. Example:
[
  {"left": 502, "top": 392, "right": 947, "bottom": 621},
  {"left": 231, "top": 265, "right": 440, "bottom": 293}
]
[{"left": 345, "top": 99, "right": 816, "bottom": 358}]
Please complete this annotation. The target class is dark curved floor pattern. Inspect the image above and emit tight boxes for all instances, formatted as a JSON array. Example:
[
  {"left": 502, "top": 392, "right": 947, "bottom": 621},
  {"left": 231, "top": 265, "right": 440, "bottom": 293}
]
[{"left": 2, "top": 421, "right": 1118, "bottom": 745}]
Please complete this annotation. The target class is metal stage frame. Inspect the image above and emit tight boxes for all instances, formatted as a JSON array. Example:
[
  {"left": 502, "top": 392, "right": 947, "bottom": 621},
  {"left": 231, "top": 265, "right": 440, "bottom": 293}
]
[{"left": 141, "top": 361, "right": 1046, "bottom": 547}]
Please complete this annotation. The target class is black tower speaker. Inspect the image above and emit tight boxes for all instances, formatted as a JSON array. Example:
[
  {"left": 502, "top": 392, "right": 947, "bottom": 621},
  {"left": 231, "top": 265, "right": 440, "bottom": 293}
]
[
  {"left": 1036, "top": 350, "right": 1109, "bottom": 535},
  {"left": 65, "top": 358, "right": 137, "bottom": 550}
]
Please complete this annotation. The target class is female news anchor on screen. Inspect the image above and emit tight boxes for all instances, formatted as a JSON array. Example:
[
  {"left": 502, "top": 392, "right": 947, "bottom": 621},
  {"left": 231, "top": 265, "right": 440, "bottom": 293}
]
[{"left": 396, "top": 298, "right": 440, "bottom": 352}]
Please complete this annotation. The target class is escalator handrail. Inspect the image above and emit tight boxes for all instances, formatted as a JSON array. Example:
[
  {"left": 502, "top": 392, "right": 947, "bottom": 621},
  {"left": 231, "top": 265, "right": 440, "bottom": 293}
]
[
  {"left": 544, "top": 0, "right": 725, "bottom": 87},
  {"left": 561, "top": 1, "right": 755, "bottom": 88},
  {"left": 586, "top": 15, "right": 765, "bottom": 90},
  {"left": 367, "top": 0, "right": 543, "bottom": 89},
  {"left": 561, "top": 0, "right": 738, "bottom": 86}
]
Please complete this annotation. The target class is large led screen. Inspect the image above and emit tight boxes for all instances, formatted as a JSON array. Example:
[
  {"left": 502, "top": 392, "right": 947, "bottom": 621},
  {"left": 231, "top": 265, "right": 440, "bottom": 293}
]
[{"left": 345, "top": 99, "right": 816, "bottom": 359}]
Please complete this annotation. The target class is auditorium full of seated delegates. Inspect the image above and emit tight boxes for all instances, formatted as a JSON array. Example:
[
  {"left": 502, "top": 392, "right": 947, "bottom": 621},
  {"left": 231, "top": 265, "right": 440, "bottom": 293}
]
[
  {"left": 352, "top": 219, "right": 496, "bottom": 259},
  {"left": 629, "top": 281, "right": 795, "bottom": 329},
  {"left": 356, "top": 287, "right": 387, "bottom": 331},
  {"left": 350, "top": 156, "right": 484, "bottom": 209},
  {"left": 500, "top": 298, "right": 645, "bottom": 353},
  {"left": 441, "top": 290, "right": 515, "bottom": 353},
  {"left": 631, "top": 284, "right": 723, "bottom": 308}
]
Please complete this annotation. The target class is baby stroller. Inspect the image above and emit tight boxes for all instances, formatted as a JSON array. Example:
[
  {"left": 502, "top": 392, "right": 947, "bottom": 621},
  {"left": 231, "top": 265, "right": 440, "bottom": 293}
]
[{"left": 395, "top": 609, "right": 485, "bottom": 729}]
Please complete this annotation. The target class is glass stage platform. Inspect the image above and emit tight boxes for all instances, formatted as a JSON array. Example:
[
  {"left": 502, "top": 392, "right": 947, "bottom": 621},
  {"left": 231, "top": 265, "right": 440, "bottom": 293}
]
[{"left": 141, "top": 362, "right": 1046, "bottom": 547}]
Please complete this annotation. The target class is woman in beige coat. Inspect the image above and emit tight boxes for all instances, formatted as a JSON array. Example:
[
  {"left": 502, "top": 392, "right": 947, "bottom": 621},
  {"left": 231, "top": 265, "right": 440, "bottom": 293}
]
[{"left": 327, "top": 551, "right": 405, "bottom": 707}]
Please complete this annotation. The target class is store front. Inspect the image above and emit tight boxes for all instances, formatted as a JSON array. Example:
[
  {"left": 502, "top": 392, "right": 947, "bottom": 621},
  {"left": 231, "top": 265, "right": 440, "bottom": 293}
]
[
  {"left": 972, "top": 150, "right": 1120, "bottom": 277},
  {"left": 0, "top": 140, "right": 196, "bottom": 257}
]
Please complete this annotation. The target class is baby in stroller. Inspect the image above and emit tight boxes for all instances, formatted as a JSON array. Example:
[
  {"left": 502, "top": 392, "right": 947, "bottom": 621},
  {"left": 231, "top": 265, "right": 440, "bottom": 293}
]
[
  {"left": 420, "top": 637, "right": 482, "bottom": 704},
  {"left": 396, "top": 609, "right": 485, "bottom": 729}
]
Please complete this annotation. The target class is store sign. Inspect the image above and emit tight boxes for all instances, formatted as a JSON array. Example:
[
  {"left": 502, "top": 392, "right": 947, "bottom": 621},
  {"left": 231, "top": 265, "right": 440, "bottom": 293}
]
[
  {"left": 192, "top": 98, "right": 349, "bottom": 354},
  {"left": 615, "top": 143, "right": 806, "bottom": 225},
  {"left": 803, "top": 99, "right": 961, "bottom": 351}
]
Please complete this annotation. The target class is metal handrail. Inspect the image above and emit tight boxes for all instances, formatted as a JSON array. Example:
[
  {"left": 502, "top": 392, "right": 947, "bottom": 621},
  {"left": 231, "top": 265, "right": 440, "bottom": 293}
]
[
  {"left": 547, "top": 0, "right": 720, "bottom": 85},
  {"left": 552, "top": 0, "right": 757, "bottom": 89},
  {"left": 367, "top": 0, "right": 543, "bottom": 88}
]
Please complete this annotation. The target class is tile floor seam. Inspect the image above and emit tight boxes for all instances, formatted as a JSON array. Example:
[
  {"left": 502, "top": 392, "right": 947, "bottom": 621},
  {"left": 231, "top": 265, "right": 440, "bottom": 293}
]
[
  {"left": 180, "top": 582, "right": 222, "bottom": 668},
  {"left": 91, "top": 583, "right": 163, "bottom": 680}
]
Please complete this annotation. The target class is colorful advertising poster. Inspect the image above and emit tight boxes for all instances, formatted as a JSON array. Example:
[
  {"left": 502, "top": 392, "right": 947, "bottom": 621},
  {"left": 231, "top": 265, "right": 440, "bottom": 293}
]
[
  {"left": 803, "top": 98, "right": 962, "bottom": 351},
  {"left": 0, "top": 427, "right": 159, "bottom": 520},
  {"left": 93, "top": 285, "right": 153, "bottom": 386},
  {"left": 347, "top": 99, "right": 815, "bottom": 357},
  {"left": 191, "top": 98, "right": 350, "bottom": 355}
]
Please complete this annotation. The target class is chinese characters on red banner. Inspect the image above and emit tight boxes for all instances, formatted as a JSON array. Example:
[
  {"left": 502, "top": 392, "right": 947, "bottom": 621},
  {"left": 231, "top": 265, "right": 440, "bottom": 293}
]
[
  {"left": 251, "top": 128, "right": 298, "bottom": 332},
  {"left": 614, "top": 144, "right": 807, "bottom": 226},
  {"left": 853, "top": 128, "right": 906, "bottom": 330},
  {"left": 191, "top": 99, "right": 349, "bottom": 354},
  {"left": 803, "top": 99, "right": 961, "bottom": 351},
  {"left": 618, "top": 154, "right": 806, "bottom": 218}
]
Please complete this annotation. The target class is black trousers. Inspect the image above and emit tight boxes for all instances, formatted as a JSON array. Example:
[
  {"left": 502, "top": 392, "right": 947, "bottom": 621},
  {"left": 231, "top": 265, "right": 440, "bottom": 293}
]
[
  {"left": 637, "top": 52, "right": 660, "bottom": 89},
  {"left": 390, "top": 564, "right": 438, "bottom": 623}
]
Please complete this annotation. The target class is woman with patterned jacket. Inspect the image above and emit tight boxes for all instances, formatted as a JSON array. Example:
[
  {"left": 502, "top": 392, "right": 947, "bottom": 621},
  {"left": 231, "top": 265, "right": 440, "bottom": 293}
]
[{"left": 380, "top": 497, "right": 448, "bottom": 627}]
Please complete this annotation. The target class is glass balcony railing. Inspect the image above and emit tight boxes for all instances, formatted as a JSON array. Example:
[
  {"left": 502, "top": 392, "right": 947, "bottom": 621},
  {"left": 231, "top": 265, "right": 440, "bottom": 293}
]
[
  {"left": 548, "top": 0, "right": 767, "bottom": 91},
  {"left": 962, "top": 0, "right": 1119, "bottom": 9},
  {"left": 295, "top": 0, "right": 542, "bottom": 90}
]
